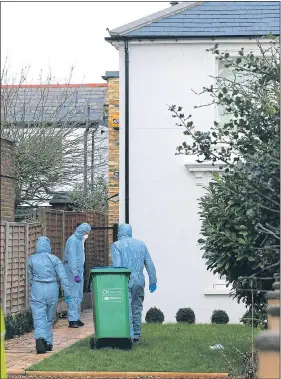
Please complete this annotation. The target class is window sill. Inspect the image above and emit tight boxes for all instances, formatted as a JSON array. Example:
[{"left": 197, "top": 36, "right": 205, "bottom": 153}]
[
  {"left": 184, "top": 156, "right": 225, "bottom": 186},
  {"left": 204, "top": 289, "right": 231, "bottom": 295},
  {"left": 184, "top": 156, "right": 224, "bottom": 172}
]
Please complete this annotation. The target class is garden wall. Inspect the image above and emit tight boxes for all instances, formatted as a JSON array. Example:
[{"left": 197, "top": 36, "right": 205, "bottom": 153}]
[{"left": 0, "top": 137, "right": 15, "bottom": 222}]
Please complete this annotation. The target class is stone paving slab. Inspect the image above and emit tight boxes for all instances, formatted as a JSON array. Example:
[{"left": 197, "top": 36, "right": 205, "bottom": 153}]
[{"left": 6, "top": 310, "right": 93, "bottom": 373}]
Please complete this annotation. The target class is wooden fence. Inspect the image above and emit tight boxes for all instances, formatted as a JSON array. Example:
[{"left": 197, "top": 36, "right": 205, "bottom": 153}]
[
  {"left": 36, "top": 208, "right": 109, "bottom": 283},
  {"left": 0, "top": 222, "right": 42, "bottom": 314},
  {"left": 0, "top": 209, "right": 109, "bottom": 314}
]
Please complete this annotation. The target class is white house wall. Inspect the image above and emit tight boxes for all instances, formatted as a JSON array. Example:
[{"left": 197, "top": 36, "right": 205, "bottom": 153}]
[{"left": 118, "top": 39, "right": 264, "bottom": 323}]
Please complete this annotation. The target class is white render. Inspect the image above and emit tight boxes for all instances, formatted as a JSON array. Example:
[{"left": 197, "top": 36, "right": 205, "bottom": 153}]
[{"left": 118, "top": 39, "right": 268, "bottom": 323}]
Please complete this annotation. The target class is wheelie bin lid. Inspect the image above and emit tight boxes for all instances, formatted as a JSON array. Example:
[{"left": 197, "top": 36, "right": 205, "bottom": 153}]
[{"left": 90, "top": 266, "right": 131, "bottom": 275}]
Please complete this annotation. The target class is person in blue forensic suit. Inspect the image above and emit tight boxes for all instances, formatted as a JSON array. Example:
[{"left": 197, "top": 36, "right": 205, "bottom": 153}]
[
  {"left": 111, "top": 223, "right": 157, "bottom": 342},
  {"left": 28, "top": 236, "right": 71, "bottom": 354},
  {"left": 63, "top": 223, "right": 91, "bottom": 328}
]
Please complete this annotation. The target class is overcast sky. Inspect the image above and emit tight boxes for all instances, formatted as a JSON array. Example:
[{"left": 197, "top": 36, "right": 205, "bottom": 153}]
[{"left": 1, "top": 1, "right": 169, "bottom": 84}]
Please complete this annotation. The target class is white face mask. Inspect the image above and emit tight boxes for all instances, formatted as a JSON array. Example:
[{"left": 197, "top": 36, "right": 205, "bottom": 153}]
[{"left": 83, "top": 234, "right": 89, "bottom": 241}]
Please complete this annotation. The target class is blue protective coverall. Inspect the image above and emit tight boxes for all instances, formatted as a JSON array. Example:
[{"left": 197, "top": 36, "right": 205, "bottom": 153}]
[
  {"left": 28, "top": 236, "right": 70, "bottom": 345},
  {"left": 63, "top": 223, "right": 91, "bottom": 322},
  {"left": 111, "top": 224, "right": 157, "bottom": 340}
]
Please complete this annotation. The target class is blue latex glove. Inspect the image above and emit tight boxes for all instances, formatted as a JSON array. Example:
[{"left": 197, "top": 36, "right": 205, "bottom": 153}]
[
  {"left": 149, "top": 283, "right": 157, "bottom": 293},
  {"left": 74, "top": 275, "right": 81, "bottom": 283},
  {"left": 64, "top": 296, "right": 71, "bottom": 304}
]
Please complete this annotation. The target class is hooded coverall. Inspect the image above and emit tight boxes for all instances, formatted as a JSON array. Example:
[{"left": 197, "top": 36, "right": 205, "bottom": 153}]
[
  {"left": 63, "top": 223, "right": 91, "bottom": 322},
  {"left": 111, "top": 224, "right": 157, "bottom": 340},
  {"left": 28, "top": 236, "right": 70, "bottom": 345}
]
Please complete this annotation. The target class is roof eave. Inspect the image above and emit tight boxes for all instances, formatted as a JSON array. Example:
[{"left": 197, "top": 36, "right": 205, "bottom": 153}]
[
  {"left": 108, "top": 2, "right": 204, "bottom": 37},
  {"left": 105, "top": 34, "right": 273, "bottom": 43}
]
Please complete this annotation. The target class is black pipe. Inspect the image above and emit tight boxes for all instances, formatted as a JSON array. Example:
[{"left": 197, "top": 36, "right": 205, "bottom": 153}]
[
  {"left": 124, "top": 39, "right": 130, "bottom": 224},
  {"left": 113, "top": 223, "right": 118, "bottom": 242}
]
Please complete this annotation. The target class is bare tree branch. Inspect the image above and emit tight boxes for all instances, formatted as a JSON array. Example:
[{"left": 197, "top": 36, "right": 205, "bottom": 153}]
[{"left": 1, "top": 63, "right": 108, "bottom": 208}]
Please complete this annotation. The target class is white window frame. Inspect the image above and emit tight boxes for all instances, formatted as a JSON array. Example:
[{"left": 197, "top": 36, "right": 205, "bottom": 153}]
[
  {"left": 215, "top": 274, "right": 227, "bottom": 289},
  {"left": 204, "top": 273, "right": 231, "bottom": 296}
]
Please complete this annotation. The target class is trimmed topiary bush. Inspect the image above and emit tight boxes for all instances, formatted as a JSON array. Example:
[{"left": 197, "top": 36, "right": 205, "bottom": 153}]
[
  {"left": 176, "top": 308, "right": 195, "bottom": 324},
  {"left": 211, "top": 309, "right": 229, "bottom": 324},
  {"left": 145, "top": 307, "right": 164, "bottom": 324}
]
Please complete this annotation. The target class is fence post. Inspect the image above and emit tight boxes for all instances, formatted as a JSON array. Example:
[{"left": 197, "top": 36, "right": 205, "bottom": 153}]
[
  {"left": 24, "top": 223, "right": 29, "bottom": 310},
  {"left": 59, "top": 211, "right": 66, "bottom": 299},
  {"left": 3, "top": 223, "right": 9, "bottom": 314},
  {"left": 32, "top": 209, "right": 37, "bottom": 221},
  {"left": 61, "top": 211, "right": 65, "bottom": 261},
  {"left": 38, "top": 207, "right": 47, "bottom": 235}
]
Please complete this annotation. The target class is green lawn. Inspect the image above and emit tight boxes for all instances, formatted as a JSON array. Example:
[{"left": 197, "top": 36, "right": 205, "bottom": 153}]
[{"left": 30, "top": 324, "right": 256, "bottom": 375}]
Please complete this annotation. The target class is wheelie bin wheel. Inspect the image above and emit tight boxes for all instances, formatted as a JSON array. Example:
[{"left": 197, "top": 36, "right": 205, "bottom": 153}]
[
  {"left": 90, "top": 338, "right": 95, "bottom": 350},
  {"left": 128, "top": 339, "right": 133, "bottom": 349}
]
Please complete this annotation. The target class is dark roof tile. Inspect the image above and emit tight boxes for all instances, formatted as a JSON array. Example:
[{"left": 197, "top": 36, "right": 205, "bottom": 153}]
[
  {"left": 111, "top": 1, "right": 280, "bottom": 38},
  {"left": 1, "top": 85, "right": 107, "bottom": 125}
]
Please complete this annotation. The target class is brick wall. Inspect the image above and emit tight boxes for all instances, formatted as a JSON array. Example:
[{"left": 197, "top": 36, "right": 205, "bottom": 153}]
[
  {"left": 103, "top": 72, "right": 120, "bottom": 254},
  {"left": 0, "top": 138, "right": 15, "bottom": 221}
]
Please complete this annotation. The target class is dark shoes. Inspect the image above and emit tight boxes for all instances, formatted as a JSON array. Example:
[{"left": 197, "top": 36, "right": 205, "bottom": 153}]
[
  {"left": 47, "top": 344, "right": 53, "bottom": 352},
  {"left": 36, "top": 339, "right": 53, "bottom": 354},
  {"left": 133, "top": 338, "right": 139, "bottom": 343},
  {"left": 36, "top": 338, "right": 47, "bottom": 354},
  {"left": 68, "top": 320, "right": 84, "bottom": 328},
  {"left": 68, "top": 321, "right": 79, "bottom": 328}
]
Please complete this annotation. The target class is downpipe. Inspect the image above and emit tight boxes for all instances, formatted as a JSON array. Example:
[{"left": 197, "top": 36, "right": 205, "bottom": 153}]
[{"left": 124, "top": 39, "right": 130, "bottom": 223}]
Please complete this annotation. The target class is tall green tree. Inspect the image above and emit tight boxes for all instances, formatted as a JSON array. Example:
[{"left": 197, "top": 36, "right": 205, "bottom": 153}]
[{"left": 169, "top": 38, "right": 280, "bottom": 307}]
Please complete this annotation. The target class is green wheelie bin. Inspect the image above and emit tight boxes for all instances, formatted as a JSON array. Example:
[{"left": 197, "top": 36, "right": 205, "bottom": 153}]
[{"left": 89, "top": 267, "right": 132, "bottom": 350}]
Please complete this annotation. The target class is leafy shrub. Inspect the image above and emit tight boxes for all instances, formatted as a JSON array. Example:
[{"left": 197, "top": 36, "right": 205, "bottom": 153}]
[
  {"left": 176, "top": 308, "right": 195, "bottom": 324},
  {"left": 4, "top": 309, "right": 64, "bottom": 340},
  {"left": 5, "top": 310, "right": 33, "bottom": 340},
  {"left": 14, "top": 312, "right": 26, "bottom": 335},
  {"left": 145, "top": 307, "right": 164, "bottom": 324},
  {"left": 241, "top": 307, "right": 268, "bottom": 329},
  {"left": 211, "top": 309, "right": 229, "bottom": 324},
  {"left": 5, "top": 314, "right": 16, "bottom": 339}
]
